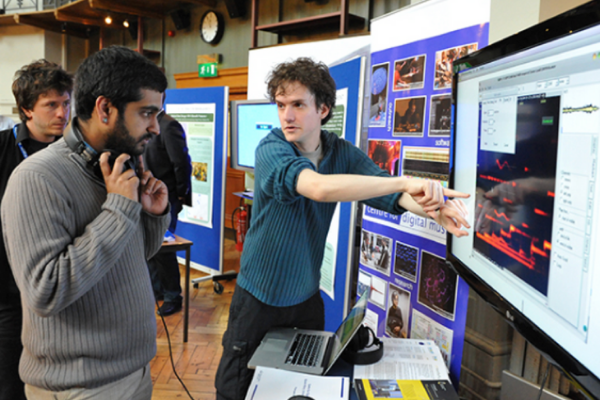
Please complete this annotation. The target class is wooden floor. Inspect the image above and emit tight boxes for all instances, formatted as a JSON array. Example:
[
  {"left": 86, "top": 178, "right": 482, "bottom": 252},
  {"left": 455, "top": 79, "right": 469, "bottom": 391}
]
[{"left": 150, "top": 238, "right": 240, "bottom": 400}]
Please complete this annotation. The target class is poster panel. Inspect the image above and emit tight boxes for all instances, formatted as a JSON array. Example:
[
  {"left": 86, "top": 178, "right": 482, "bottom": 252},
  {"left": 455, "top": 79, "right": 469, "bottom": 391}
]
[
  {"left": 360, "top": 0, "right": 490, "bottom": 387},
  {"left": 166, "top": 103, "right": 216, "bottom": 228},
  {"left": 164, "top": 87, "right": 228, "bottom": 274}
]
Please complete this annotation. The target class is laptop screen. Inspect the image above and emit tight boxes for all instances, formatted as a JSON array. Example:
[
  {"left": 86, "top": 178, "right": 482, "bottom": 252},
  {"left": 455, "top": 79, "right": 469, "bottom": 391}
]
[{"left": 328, "top": 289, "right": 370, "bottom": 366}]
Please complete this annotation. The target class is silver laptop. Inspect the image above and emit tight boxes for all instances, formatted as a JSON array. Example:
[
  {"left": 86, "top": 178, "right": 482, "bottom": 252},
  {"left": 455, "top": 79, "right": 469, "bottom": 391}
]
[{"left": 248, "top": 288, "right": 370, "bottom": 375}]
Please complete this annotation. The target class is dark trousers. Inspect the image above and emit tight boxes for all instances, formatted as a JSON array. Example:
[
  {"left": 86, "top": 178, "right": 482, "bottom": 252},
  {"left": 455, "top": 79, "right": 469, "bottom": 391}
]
[
  {"left": 0, "top": 298, "right": 26, "bottom": 400},
  {"left": 215, "top": 285, "right": 325, "bottom": 400},
  {"left": 148, "top": 198, "right": 182, "bottom": 304}
]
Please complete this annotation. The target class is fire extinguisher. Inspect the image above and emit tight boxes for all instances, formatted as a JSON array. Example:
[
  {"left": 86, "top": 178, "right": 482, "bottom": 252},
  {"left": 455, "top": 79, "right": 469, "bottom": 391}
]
[{"left": 233, "top": 206, "right": 248, "bottom": 252}]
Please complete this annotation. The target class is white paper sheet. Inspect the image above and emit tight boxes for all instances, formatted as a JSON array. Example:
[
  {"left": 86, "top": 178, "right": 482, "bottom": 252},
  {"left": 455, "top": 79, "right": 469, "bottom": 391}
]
[
  {"left": 245, "top": 367, "right": 349, "bottom": 400},
  {"left": 353, "top": 338, "right": 449, "bottom": 381}
]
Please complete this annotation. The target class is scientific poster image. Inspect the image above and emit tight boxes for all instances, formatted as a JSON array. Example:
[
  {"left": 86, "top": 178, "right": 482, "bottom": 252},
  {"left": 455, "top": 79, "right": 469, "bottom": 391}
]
[
  {"left": 360, "top": 229, "right": 393, "bottom": 276},
  {"left": 394, "top": 241, "right": 419, "bottom": 282},
  {"left": 166, "top": 102, "right": 216, "bottom": 228},
  {"left": 428, "top": 94, "right": 451, "bottom": 136},
  {"left": 418, "top": 251, "right": 458, "bottom": 321},
  {"left": 386, "top": 283, "right": 410, "bottom": 338},
  {"left": 411, "top": 309, "right": 454, "bottom": 369},
  {"left": 370, "top": 275, "right": 387, "bottom": 310},
  {"left": 434, "top": 43, "right": 478, "bottom": 90},
  {"left": 392, "top": 55, "right": 426, "bottom": 91},
  {"left": 358, "top": 269, "right": 372, "bottom": 298},
  {"left": 369, "top": 62, "right": 390, "bottom": 127},
  {"left": 192, "top": 162, "right": 208, "bottom": 182},
  {"left": 393, "top": 96, "right": 426, "bottom": 137},
  {"left": 402, "top": 146, "right": 450, "bottom": 184},
  {"left": 368, "top": 140, "right": 401, "bottom": 176}
]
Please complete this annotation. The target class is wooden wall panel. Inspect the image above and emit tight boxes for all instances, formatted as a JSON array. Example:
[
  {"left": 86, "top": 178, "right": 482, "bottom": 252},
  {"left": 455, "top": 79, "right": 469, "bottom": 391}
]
[{"left": 174, "top": 67, "right": 248, "bottom": 101}]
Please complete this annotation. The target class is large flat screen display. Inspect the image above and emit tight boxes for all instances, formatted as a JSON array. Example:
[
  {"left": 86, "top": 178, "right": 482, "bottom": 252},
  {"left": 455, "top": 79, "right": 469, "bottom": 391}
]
[
  {"left": 449, "top": 2, "right": 600, "bottom": 396},
  {"left": 230, "top": 99, "right": 280, "bottom": 172}
]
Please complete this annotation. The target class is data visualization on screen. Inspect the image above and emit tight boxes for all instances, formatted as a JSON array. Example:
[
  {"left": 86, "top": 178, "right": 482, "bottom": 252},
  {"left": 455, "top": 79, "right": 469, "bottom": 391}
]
[{"left": 451, "top": 20, "right": 600, "bottom": 383}]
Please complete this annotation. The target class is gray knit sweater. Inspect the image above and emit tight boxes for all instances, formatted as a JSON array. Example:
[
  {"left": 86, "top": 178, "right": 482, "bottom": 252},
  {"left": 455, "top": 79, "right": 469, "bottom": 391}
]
[{"left": 1, "top": 138, "right": 170, "bottom": 390}]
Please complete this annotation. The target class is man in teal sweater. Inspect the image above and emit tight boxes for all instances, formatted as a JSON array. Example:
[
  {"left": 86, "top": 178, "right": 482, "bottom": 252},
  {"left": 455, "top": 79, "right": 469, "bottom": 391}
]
[{"left": 215, "top": 57, "right": 470, "bottom": 400}]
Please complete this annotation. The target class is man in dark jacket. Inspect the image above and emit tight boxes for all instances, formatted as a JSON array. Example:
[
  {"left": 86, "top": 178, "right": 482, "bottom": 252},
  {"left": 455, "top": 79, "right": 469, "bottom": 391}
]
[
  {"left": 145, "top": 113, "right": 192, "bottom": 316},
  {"left": 0, "top": 60, "right": 72, "bottom": 400}
]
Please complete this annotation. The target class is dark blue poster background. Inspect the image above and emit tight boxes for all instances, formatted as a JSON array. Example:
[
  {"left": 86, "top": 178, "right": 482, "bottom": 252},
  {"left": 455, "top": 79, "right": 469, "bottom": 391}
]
[{"left": 359, "top": 24, "right": 489, "bottom": 386}]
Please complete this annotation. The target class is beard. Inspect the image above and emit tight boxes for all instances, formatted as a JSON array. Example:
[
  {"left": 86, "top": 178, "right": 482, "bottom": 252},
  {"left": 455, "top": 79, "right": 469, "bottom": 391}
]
[{"left": 103, "top": 115, "right": 153, "bottom": 156}]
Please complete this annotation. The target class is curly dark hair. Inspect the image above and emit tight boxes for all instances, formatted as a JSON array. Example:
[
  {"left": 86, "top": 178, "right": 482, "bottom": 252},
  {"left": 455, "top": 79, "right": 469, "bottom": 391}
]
[
  {"left": 266, "top": 57, "right": 336, "bottom": 125},
  {"left": 12, "top": 60, "right": 73, "bottom": 122},
  {"left": 74, "top": 46, "right": 167, "bottom": 121}
]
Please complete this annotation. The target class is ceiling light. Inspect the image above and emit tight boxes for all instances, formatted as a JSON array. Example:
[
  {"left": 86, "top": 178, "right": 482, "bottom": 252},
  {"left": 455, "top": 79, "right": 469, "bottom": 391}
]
[
  {"left": 123, "top": 20, "right": 129, "bottom": 28},
  {"left": 104, "top": 15, "right": 112, "bottom": 25}
]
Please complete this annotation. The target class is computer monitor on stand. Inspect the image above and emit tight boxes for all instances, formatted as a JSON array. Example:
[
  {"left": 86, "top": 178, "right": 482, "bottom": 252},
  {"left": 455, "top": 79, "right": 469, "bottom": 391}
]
[
  {"left": 230, "top": 98, "right": 280, "bottom": 173},
  {"left": 449, "top": 2, "right": 600, "bottom": 398}
]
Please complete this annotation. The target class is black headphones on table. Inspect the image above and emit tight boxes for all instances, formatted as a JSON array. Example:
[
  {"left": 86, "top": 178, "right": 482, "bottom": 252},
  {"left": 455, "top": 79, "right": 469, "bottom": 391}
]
[{"left": 341, "top": 325, "right": 384, "bottom": 365}]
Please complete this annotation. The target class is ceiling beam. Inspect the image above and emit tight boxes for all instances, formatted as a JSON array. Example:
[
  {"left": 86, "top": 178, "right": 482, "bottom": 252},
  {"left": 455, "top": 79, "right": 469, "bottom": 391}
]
[
  {"left": 55, "top": 9, "right": 104, "bottom": 26},
  {"left": 89, "top": 0, "right": 165, "bottom": 20},
  {"left": 0, "top": 14, "right": 18, "bottom": 26},
  {"left": 15, "top": 14, "right": 90, "bottom": 38}
]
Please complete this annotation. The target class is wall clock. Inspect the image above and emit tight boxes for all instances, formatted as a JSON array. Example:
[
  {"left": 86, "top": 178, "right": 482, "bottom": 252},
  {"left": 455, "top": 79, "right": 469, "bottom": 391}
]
[{"left": 200, "top": 10, "right": 224, "bottom": 45}]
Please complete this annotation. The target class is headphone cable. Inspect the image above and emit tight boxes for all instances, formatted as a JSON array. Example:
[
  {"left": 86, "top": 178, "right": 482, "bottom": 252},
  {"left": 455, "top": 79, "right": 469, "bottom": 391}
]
[{"left": 155, "top": 297, "right": 196, "bottom": 400}]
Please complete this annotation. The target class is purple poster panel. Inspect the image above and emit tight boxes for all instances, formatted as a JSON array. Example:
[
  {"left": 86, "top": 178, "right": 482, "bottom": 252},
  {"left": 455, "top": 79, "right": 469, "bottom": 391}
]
[{"left": 359, "top": 23, "right": 489, "bottom": 387}]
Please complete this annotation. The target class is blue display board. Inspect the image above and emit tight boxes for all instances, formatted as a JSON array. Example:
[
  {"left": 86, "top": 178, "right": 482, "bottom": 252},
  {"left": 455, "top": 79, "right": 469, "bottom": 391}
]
[
  {"left": 361, "top": 10, "right": 489, "bottom": 387},
  {"left": 321, "top": 57, "right": 365, "bottom": 332},
  {"left": 164, "top": 86, "right": 229, "bottom": 273}
]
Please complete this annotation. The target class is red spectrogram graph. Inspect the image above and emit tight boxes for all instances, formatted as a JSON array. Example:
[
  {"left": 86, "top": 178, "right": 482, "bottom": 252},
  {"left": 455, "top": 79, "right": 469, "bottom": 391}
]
[
  {"left": 476, "top": 225, "right": 551, "bottom": 271},
  {"left": 496, "top": 159, "right": 511, "bottom": 170}
]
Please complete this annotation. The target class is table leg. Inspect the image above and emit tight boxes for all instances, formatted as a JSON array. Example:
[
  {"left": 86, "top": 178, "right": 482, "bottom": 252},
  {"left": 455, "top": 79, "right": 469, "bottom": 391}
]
[{"left": 184, "top": 247, "right": 190, "bottom": 343}]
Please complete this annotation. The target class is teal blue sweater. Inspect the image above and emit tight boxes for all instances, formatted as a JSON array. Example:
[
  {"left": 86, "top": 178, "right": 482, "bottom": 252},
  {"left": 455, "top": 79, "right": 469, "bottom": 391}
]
[{"left": 237, "top": 129, "right": 406, "bottom": 307}]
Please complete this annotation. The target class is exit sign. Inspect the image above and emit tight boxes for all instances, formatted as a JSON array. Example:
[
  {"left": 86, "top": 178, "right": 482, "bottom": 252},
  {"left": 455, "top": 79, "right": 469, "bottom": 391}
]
[{"left": 198, "top": 62, "right": 218, "bottom": 78}]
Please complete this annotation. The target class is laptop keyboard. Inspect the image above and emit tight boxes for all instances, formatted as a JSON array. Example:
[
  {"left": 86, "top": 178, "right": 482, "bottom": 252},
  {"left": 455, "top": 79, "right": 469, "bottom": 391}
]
[{"left": 285, "top": 333, "right": 325, "bottom": 367}]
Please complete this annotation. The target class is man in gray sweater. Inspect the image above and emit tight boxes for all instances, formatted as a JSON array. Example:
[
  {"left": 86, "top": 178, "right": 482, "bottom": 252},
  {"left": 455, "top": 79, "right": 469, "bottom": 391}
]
[{"left": 1, "top": 46, "right": 170, "bottom": 399}]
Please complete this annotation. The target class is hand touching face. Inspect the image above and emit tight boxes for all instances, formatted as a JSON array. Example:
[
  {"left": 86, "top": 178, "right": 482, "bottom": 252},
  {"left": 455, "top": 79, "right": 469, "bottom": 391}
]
[{"left": 99, "top": 153, "right": 168, "bottom": 216}]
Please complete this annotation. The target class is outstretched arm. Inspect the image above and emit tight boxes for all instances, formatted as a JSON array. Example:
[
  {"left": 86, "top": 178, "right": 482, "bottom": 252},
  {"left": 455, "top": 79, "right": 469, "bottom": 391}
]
[
  {"left": 296, "top": 169, "right": 470, "bottom": 236},
  {"left": 297, "top": 169, "right": 443, "bottom": 208},
  {"left": 297, "top": 169, "right": 464, "bottom": 211}
]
